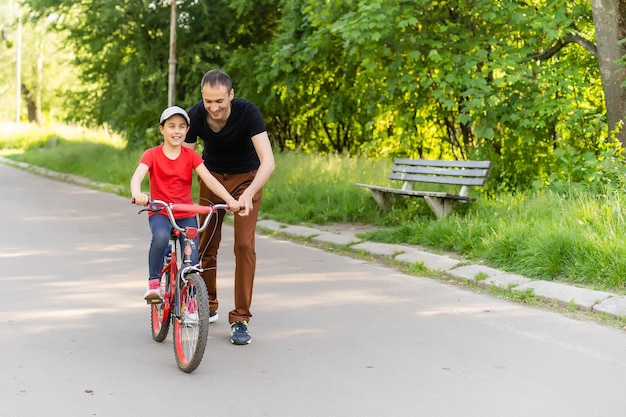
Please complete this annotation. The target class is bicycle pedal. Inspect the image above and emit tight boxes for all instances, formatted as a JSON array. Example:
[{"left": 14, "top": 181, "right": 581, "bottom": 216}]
[{"left": 146, "top": 297, "right": 163, "bottom": 305}]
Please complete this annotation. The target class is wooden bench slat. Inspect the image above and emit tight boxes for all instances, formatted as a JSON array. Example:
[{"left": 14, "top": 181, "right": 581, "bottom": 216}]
[
  {"left": 355, "top": 183, "right": 476, "bottom": 201},
  {"left": 394, "top": 158, "right": 492, "bottom": 169},
  {"left": 389, "top": 172, "right": 488, "bottom": 186},
  {"left": 392, "top": 166, "right": 490, "bottom": 178}
]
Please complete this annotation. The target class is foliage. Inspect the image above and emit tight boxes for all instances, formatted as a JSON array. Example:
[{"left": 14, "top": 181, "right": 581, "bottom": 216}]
[
  {"left": 23, "top": 0, "right": 280, "bottom": 147},
  {"left": 260, "top": 0, "right": 608, "bottom": 192},
  {"left": 537, "top": 143, "right": 626, "bottom": 193},
  {"left": 13, "top": 0, "right": 622, "bottom": 194},
  {"left": 0, "top": 0, "right": 76, "bottom": 123}
]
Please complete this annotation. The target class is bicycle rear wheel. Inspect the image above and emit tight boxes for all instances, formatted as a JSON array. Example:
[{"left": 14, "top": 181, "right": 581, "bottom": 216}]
[
  {"left": 173, "top": 272, "right": 209, "bottom": 373},
  {"left": 151, "top": 273, "right": 171, "bottom": 342}
]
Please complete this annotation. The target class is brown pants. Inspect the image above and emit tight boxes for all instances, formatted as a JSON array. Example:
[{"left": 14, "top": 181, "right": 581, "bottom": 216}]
[{"left": 197, "top": 171, "right": 261, "bottom": 324}]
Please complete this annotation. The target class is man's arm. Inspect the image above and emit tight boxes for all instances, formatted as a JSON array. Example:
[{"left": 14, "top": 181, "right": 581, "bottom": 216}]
[{"left": 238, "top": 131, "right": 275, "bottom": 214}]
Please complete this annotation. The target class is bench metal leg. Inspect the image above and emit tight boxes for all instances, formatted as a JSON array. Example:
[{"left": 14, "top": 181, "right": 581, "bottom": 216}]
[{"left": 424, "top": 196, "right": 456, "bottom": 219}]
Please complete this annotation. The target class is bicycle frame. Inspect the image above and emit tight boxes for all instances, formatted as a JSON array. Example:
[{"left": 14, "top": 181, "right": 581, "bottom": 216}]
[
  {"left": 159, "top": 230, "right": 204, "bottom": 320},
  {"left": 135, "top": 199, "right": 229, "bottom": 372},
  {"left": 155, "top": 201, "right": 227, "bottom": 315}
]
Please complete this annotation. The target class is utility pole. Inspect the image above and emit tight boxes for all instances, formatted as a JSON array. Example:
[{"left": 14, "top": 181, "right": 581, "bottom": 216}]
[
  {"left": 167, "top": 0, "right": 176, "bottom": 107},
  {"left": 15, "top": 0, "right": 22, "bottom": 123}
]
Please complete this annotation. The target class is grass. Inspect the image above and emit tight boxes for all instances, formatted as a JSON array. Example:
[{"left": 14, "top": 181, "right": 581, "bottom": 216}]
[
  {"left": 0, "top": 122, "right": 135, "bottom": 187},
  {"left": 3, "top": 122, "right": 626, "bottom": 294}
]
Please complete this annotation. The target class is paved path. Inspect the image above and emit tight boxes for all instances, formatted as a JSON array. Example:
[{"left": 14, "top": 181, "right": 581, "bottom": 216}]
[{"left": 2, "top": 162, "right": 626, "bottom": 417}]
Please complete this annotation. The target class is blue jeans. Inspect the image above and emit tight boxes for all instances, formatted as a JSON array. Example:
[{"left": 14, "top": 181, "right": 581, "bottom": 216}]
[{"left": 148, "top": 214, "right": 199, "bottom": 280}]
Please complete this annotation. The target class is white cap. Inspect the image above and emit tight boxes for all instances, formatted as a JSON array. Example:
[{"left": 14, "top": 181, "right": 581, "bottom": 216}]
[{"left": 160, "top": 106, "right": 190, "bottom": 124}]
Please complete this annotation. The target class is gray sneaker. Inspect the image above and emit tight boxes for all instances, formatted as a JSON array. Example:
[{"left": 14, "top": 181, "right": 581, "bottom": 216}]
[{"left": 230, "top": 321, "right": 252, "bottom": 345}]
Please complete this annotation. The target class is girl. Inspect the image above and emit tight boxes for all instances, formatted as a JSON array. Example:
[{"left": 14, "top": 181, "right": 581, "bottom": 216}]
[{"left": 130, "top": 106, "right": 241, "bottom": 300}]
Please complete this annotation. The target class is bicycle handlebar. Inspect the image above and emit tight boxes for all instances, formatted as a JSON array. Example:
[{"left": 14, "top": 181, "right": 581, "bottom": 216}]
[{"left": 133, "top": 199, "right": 229, "bottom": 235}]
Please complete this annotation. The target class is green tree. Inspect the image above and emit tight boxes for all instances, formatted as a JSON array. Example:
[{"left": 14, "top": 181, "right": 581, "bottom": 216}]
[
  {"left": 25, "top": 0, "right": 280, "bottom": 147},
  {"left": 0, "top": 0, "right": 74, "bottom": 123},
  {"left": 255, "top": 0, "right": 609, "bottom": 192},
  {"left": 0, "top": 0, "right": 19, "bottom": 121},
  {"left": 21, "top": 0, "right": 626, "bottom": 194}
]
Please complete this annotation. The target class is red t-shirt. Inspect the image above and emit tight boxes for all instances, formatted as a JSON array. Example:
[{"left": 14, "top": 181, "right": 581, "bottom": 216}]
[{"left": 139, "top": 145, "right": 204, "bottom": 219}]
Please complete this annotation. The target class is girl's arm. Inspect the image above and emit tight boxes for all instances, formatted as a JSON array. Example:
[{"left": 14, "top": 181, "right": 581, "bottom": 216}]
[
  {"left": 195, "top": 163, "right": 242, "bottom": 213},
  {"left": 130, "top": 163, "right": 150, "bottom": 206}
]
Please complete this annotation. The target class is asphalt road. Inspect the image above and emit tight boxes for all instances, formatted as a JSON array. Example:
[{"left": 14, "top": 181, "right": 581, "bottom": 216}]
[{"left": 2, "top": 163, "right": 626, "bottom": 417}]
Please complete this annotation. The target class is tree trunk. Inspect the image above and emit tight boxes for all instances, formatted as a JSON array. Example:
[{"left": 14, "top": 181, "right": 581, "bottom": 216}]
[
  {"left": 21, "top": 84, "right": 40, "bottom": 125},
  {"left": 590, "top": 0, "right": 626, "bottom": 147}
]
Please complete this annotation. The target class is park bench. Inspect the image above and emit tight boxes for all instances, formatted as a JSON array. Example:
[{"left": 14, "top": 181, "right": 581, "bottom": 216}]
[{"left": 355, "top": 158, "right": 492, "bottom": 219}]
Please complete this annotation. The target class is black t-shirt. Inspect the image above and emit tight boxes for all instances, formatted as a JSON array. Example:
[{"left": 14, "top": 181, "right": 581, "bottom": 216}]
[{"left": 185, "top": 98, "right": 267, "bottom": 174}]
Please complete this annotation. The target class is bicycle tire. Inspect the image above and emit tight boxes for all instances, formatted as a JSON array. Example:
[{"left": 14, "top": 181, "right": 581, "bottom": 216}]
[
  {"left": 151, "top": 273, "right": 171, "bottom": 342},
  {"left": 173, "top": 272, "right": 210, "bottom": 373}
]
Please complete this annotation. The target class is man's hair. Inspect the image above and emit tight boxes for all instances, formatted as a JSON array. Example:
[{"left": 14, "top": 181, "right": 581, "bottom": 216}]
[{"left": 201, "top": 69, "right": 232, "bottom": 91}]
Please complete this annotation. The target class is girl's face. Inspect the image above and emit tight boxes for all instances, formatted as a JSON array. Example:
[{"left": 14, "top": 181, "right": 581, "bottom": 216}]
[
  {"left": 159, "top": 114, "right": 189, "bottom": 146},
  {"left": 201, "top": 83, "right": 234, "bottom": 123}
]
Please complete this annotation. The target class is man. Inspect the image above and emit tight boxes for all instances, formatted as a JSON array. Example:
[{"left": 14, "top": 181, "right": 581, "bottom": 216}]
[{"left": 184, "top": 69, "right": 275, "bottom": 345}]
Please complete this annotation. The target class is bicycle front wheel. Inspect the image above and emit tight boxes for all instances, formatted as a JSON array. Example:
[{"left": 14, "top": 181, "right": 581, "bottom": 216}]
[{"left": 173, "top": 272, "right": 210, "bottom": 373}]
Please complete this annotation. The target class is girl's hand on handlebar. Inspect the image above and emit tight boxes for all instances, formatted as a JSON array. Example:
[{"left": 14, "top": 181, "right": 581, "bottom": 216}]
[
  {"left": 235, "top": 196, "right": 251, "bottom": 217},
  {"left": 132, "top": 193, "right": 149, "bottom": 206},
  {"left": 227, "top": 198, "right": 245, "bottom": 214}
]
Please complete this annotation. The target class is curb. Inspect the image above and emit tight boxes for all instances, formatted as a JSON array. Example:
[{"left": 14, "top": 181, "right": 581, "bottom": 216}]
[{"left": 258, "top": 219, "right": 626, "bottom": 322}]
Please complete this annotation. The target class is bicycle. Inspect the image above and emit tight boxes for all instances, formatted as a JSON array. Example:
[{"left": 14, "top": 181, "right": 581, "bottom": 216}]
[{"left": 134, "top": 199, "right": 228, "bottom": 373}]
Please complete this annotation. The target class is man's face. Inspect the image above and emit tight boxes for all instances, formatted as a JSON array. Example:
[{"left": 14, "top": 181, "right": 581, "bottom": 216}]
[{"left": 201, "top": 84, "right": 233, "bottom": 123}]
